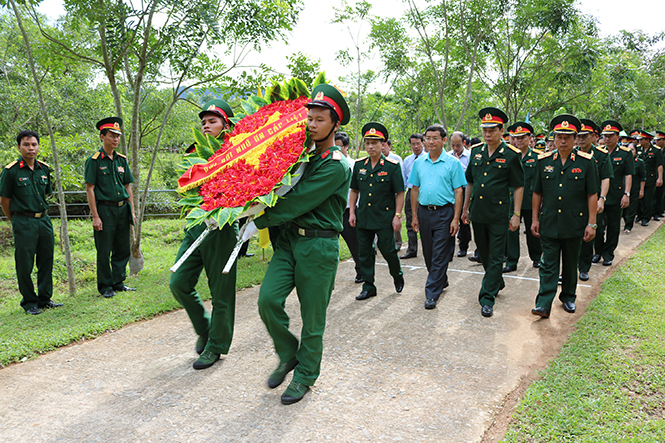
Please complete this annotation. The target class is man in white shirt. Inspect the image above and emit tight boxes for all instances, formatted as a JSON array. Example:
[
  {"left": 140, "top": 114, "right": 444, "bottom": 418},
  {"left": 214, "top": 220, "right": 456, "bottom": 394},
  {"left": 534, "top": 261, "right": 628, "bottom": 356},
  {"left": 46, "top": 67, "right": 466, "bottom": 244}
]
[
  {"left": 448, "top": 132, "right": 472, "bottom": 257},
  {"left": 401, "top": 134, "right": 424, "bottom": 259}
]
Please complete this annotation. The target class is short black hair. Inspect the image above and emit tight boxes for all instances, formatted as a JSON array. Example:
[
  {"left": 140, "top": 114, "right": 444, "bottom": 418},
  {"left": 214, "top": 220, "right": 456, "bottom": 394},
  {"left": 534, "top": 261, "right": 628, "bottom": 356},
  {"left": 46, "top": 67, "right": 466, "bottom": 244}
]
[
  {"left": 100, "top": 128, "right": 110, "bottom": 136},
  {"left": 424, "top": 125, "right": 447, "bottom": 139},
  {"left": 409, "top": 133, "right": 423, "bottom": 142},
  {"left": 335, "top": 131, "right": 350, "bottom": 147},
  {"left": 469, "top": 137, "right": 481, "bottom": 145},
  {"left": 17, "top": 130, "right": 39, "bottom": 146},
  {"left": 386, "top": 139, "right": 392, "bottom": 147}
]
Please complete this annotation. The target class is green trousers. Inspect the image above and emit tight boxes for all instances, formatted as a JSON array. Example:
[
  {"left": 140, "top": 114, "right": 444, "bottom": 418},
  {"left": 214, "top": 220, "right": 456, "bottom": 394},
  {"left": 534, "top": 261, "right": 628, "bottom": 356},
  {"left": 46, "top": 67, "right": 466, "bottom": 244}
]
[
  {"left": 506, "top": 214, "right": 541, "bottom": 267},
  {"left": 536, "top": 236, "right": 582, "bottom": 312},
  {"left": 472, "top": 221, "right": 507, "bottom": 307},
  {"left": 169, "top": 222, "right": 238, "bottom": 355},
  {"left": 12, "top": 214, "right": 54, "bottom": 310},
  {"left": 638, "top": 179, "right": 656, "bottom": 222},
  {"left": 622, "top": 189, "right": 641, "bottom": 231},
  {"left": 257, "top": 229, "right": 339, "bottom": 387},
  {"left": 357, "top": 226, "right": 403, "bottom": 292},
  {"left": 654, "top": 184, "right": 664, "bottom": 216},
  {"left": 94, "top": 204, "right": 131, "bottom": 294},
  {"left": 596, "top": 204, "right": 622, "bottom": 262}
]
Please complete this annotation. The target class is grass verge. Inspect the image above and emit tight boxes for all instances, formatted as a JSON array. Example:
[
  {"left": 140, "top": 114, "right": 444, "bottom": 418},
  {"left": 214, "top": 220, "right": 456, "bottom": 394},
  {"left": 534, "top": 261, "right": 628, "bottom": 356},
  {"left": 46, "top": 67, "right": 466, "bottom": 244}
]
[
  {"left": 0, "top": 218, "right": 354, "bottom": 367},
  {"left": 503, "top": 226, "right": 665, "bottom": 442}
]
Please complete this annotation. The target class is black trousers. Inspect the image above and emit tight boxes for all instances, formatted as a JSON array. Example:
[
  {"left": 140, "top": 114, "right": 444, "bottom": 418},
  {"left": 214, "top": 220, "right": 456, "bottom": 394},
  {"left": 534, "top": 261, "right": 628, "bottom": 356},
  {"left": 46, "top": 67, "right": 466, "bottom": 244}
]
[
  {"left": 418, "top": 204, "right": 455, "bottom": 300},
  {"left": 340, "top": 208, "right": 361, "bottom": 276},
  {"left": 404, "top": 188, "right": 418, "bottom": 254},
  {"left": 457, "top": 187, "right": 471, "bottom": 252}
]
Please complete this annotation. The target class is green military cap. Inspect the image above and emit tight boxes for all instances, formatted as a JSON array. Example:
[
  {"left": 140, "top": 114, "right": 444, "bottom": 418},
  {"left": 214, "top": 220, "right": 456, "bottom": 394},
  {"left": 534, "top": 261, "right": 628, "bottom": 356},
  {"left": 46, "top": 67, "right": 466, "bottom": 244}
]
[
  {"left": 96, "top": 117, "right": 123, "bottom": 134},
  {"left": 361, "top": 122, "right": 389, "bottom": 141},
  {"left": 478, "top": 107, "right": 508, "bottom": 128},
  {"left": 578, "top": 119, "right": 599, "bottom": 135},
  {"left": 307, "top": 84, "right": 350, "bottom": 125},
  {"left": 199, "top": 98, "right": 234, "bottom": 124},
  {"left": 546, "top": 131, "right": 555, "bottom": 142},
  {"left": 630, "top": 129, "right": 653, "bottom": 140},
  {"left": 654, "top": 130, "right": 665, "bottom": 140},
  {"left": 550, "top": 114, "right": 581, "bottom": 135},
  {"left": 535, "top": 140, "right": 546, "bottom": 147},
  {"left": 509, "top": 121, "right": 534, "bottom": 137},
  {"left": 600, "top": 120, "right": 623, "bottom": 135}
]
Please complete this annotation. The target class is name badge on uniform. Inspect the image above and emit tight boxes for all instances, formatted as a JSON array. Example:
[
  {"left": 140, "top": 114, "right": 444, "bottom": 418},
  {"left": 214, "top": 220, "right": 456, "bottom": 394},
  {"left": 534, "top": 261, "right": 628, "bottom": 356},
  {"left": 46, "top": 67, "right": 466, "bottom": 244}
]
[
  {"left": 571, "top": 168, "right": 582, "bottom": 173},
  {"left": 544, "top": 165, "right": 554, "bottom": 173},
  {"left": 359, "top": 168, "right": 367, "bottom": 175},
  {"left": 99, "top": 166, "right": 108, "bottom": 170},
  {"left": 118, "top": 166, "right": 125, "bottom": 173},
  {"left": 18, "top": 176, "right": 28, "bottom": 182},
  {"left": 495, "top": 158, "right": 506, "bottom": 163},
  {"left": 378, "top": 171, "right": 388, "bottom": 176}
]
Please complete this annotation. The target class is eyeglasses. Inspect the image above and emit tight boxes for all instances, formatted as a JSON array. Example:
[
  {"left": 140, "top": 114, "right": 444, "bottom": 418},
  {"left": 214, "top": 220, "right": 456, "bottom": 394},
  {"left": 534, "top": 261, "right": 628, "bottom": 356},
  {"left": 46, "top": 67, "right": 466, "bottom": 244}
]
[{"left": 424, "top": 137, "right": 442, "bottom": 142}]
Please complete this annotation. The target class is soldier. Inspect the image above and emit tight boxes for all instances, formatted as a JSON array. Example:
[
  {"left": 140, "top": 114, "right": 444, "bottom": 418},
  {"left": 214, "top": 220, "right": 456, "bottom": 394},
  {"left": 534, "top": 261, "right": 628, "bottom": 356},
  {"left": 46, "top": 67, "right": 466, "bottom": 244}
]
[
  {"left": 622, "top": 142, "right": 646, "bottom": 233},
  {"left": 349, "top": 122, "right": 405, "bottom": 301},
  {"left": 653, "top": 130, "right": 665, "bottom": 217},
  {"left": 594, "top": 120, "right": 633, "bottom": 266},
  {"left": 504, "top": 122, "right": 542, "bottom": 272},
  {"left": 575, "top": 119, "right": 613, "bottom": 281},
  {"left": 546, "top": 132, "right": 555, "bottom": 152},
  {"left": 0, "top": 131, "right": 62, "bottom": 315},
  {"left": 246, "top": 84, "right": 351, "bottom": 405},
  {"left": 169, "top": 99, "right": 240, "bottom": 370},
  {"left": 461, "top": 107, "right": 524, "bottom": 318},
  {"left": 633, "top": 130, "right": 663, "bottom": 226},
  {"left": 84, "top": 118, "right": 136, "bottom": 298},
  {"left": 531, "top": 115, "right": 599, "bottom": 318}
]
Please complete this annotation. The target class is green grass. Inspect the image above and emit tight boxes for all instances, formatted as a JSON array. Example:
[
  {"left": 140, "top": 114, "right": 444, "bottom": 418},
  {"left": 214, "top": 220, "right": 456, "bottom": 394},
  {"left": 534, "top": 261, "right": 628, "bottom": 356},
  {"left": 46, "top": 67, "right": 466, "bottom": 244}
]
[
  {"left": 504, "top": 226, "right": 665, "bottom": 442},
  {"left": 0, "top": 217, "right": 353, "bottom": 367}
]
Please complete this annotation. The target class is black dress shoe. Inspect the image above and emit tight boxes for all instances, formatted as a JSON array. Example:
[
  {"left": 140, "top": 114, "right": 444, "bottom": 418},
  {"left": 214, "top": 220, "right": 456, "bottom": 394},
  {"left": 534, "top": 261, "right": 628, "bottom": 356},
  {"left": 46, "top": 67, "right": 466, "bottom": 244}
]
[
  {"left": 468, "top": 253, "right": 480, "bottom": 263},
  {"left": 356, "top": 289, "right": 377, "bottom": 300},
  {"left": 41, "top": 301, "right": 64, "bottom": 309},
  {"left": 424, "top": 298, "right": 437, "bottom": 310},
  {"left": 654, "top": 216, "right": 661, "bottom": 221},
  {"left": 579, "top": 272, "right": 589, "bottom": 281},
  {"left": 532, "top": 260, "right": 541, "bottom": 268},
  {"left": 354, "top": 274, "right": 363, "bottom": 284},
  {"left": 400, "top": 252, "right": 416, "bottom": 259},
  {"left": 591, "top": 254, "right": 601, "bottom": 264},
  {"left": 502, "top": 265, "right": 517, "bottom": 273},
  {"left": 116, "top": 284, "right": 136, "bottom": 291},
  {"left": 25, "top": 306, "right": 42, "bottom": 315},
  {"left": 602, "top": 259, "right": 612, "bottom": 266},
  {"left": 457, "top": 250, "right": 467, "bottom": 257},
  {"left": 103, "top": 289, "right": 116, "bottom": 298},
  {"left": 641, "top": 220, "right": 649, "bottom": 226},
  {"left": 481, "top": 305, "right": 493, "bottom": 317},
  {"left": 394, "top": 276, "right": 404, "bottom": 293},
  {"left": 562, "top": 301, "right": 576, "bottom": 313},
  {"left": 531, "top": 307, "right": 549, "bottom": 318}
]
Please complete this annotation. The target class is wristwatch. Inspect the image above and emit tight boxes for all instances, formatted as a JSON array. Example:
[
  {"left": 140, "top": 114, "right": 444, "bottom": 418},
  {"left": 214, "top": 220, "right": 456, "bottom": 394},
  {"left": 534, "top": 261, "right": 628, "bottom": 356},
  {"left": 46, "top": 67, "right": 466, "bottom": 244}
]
[
  {"left": 624, "top": 192, "right": 629, "bottom": 196},
  {"left": 588, "top": 223, "right": 598, "bottom": 229},
  {"left": 395, "top": 213, "right": 402, "bottom": 218},
  {"left": 599, "top": 195, "right": 606, "bottom": 201},
  {"left": 513, "top": 212, "right": 521, "bottom": 217}
]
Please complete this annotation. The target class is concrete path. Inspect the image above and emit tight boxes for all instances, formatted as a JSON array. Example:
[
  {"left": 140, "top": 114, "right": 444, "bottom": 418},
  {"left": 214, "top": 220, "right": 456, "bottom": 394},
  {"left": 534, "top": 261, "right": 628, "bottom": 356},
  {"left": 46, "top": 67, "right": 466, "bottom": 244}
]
[{"left": 0, "top": 222, "right": 660, "bottom": 442}]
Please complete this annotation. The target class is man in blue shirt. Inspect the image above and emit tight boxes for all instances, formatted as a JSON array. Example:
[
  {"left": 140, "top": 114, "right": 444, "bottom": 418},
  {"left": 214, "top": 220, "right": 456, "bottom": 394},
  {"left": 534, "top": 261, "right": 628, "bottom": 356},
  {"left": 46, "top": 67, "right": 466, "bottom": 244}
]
[
  {"left": 410, "top": 125, "right": 467, "bottom": 309},
  {"left": 401, "top": 134, "right": 425, "bottom": 259}
]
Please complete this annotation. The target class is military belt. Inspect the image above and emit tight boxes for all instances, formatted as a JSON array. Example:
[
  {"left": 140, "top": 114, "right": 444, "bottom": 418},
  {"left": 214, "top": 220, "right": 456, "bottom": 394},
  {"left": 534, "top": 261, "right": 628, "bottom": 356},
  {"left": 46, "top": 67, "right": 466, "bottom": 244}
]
[
  {"left": 420, "top": 203, "right": 453, "bottom": 211},
  {"left": 12, "top": 211, "right": 46, "bottom": 218},
  {"left": 97, "top": 199, "right": 128, "bottom": 207},
  {"left": 291, "top": 225, "right": 338, "bottom": 238}
]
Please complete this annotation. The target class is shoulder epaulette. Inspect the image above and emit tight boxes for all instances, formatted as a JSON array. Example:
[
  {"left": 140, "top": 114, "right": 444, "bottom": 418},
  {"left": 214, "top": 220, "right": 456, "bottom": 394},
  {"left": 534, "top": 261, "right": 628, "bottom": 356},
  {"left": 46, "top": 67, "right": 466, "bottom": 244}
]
[
  {"left": 532, "top": 148, "right": 544, "bottom": 155},
  {"left": 332, "top": 150, "right": 342, "bottom": 161},
  {"left": 4, "top": 160, "right": 17, "bottom": 169},
  {"left": 117, "top": 152, "right": 127, "bottom": 159},
  {"left": 577, "top": 151, "right": 593, "bottom": 160},
  {"left": 91, "top": 152, "right": 100, "bottom": 160},
  {"left": 37, "top": 160, "right": 51, "bottom": 168},
  {"left": 385, "top": 157, "right": 399, "bottom": 164},
  {"left": 538, "top": 151, "right": 554, "bottom": 160},
  {"left": 356, "top": 157, "right": 368, "bottom": 162},
  {"left": 506, "top": 143, "right": 520, "bottom": 154},
  {"left": 619, "top": 146, "right": 631, "bottom": 152},
  {"left": 595, "top": 145, "right": 608, "bottom": 154},
  {"left": 470, "top": 142, "right": 484, "bottom": 149}
]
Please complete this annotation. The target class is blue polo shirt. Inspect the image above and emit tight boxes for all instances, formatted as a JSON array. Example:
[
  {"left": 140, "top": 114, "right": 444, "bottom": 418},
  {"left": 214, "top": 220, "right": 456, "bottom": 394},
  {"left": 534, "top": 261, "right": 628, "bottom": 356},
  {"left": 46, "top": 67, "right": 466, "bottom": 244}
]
[{"left": 409, "top": 151, "right": 467, "bottom": 206}]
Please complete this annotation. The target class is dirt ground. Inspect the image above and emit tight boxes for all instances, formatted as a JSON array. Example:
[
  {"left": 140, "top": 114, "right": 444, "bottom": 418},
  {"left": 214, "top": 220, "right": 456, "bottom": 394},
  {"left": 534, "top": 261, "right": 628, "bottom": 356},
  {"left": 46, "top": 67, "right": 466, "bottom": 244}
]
[{"left": 0, "top": 222, "right": 659, "bottom": 443}]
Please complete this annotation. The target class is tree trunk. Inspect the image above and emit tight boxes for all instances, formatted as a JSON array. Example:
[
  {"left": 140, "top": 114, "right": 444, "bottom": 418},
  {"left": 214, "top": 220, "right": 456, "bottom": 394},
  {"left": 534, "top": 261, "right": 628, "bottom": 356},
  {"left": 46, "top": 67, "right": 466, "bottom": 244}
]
[{"left": 9, "top": 0, "right": 76, "bottom": 296}]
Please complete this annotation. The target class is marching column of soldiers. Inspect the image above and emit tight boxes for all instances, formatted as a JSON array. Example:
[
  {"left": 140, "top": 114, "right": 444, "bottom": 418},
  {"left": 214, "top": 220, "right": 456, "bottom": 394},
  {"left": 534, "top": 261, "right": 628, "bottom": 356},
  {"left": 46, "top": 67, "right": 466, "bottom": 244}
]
[{"left": 4, "top": 95, "right": 665, "bottom": 405}]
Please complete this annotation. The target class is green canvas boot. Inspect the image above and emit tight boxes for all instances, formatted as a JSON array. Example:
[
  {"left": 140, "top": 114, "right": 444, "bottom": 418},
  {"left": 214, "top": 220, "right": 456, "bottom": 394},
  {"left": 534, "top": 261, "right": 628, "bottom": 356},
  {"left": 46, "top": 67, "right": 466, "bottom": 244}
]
[
  {"left": 193, "top": 349, "right": 219, "bottom": 370},
  {"left": 195, "top": 332, "right": 208, "bottom": 355},
  {"left": 281, "top": 381, "right": 310, "bottom": 405},
  {"left": 267, "top": 357, "right": 298, "bottom": 388}
]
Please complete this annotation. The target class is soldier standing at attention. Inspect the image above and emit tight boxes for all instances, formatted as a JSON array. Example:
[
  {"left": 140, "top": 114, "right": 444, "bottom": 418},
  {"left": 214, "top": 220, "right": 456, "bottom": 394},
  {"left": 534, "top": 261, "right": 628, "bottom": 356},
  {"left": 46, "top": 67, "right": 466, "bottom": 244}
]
[
  {"left": 0, "top": 131, "right": 63, "bottom": 314},
  {"left": 84, "top": 118, "right": 136, "bottom": 298},
  {"left": 349, "top": 122, "right": 405, "bottom": 301},
  {"left": 245, "top": 85, "right": 351, "bottom": 405},
  {"left": 504, "top": 121, "right": 542, "bottom": 273},
  {"left": 594, "top": 120, "right": 633, "bottom": 266},
  {"left": 622, "top": 142, "right": 646, "bottom": 233},
  {"left": 634, "top": 130, "right": 663, "bottom": 226},
  {"left": 531, "top": 115, "right": 599, "bottom": 318},
  {"left": 170, "top": 99, "right": 240, "bottom": 370},
  {"left": 575, "top": 119, "right": 613, "bottom": 281},
  {"left": 462, "top": 107, "right": 524, "bottom": 318}
]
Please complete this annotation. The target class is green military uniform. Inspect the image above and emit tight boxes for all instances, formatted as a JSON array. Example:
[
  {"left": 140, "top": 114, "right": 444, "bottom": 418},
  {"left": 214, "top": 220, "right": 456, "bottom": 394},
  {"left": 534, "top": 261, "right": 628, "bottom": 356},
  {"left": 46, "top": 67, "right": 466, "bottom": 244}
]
[
  {"left": 0, "top": 157, "right": 55, "bottom": 311},
  {"left": 577, "top": 144, "right": 613, "bottom": 274},
  {"left": 351, "top": 123, "right": 404, "bottom": 295},
  {"left": 533, "top": 127, "right": 599, "bottom": 314},
  {"left": 466, "top": 107, "right": 524, "bottom": 310},
  {"left": 84, "top": 143, "right": 135, "bottom": 295},
  {"left": 255, "top": 84, "right": 351, "bottom": 391},
  {"left": 636, "top": 138, "right": 663, "bottom": 223},
  {"left": 623, "top": 154, "right": 646, "bottom": 231},
  {"left": 505, "top": 122, "right": 541, "bottom": 269},
  {"left": 595, "top": 121, "right": 634, "bottom": 263},
  {"left": 653, "top": 131, "right": 665, "bottom": 217}
]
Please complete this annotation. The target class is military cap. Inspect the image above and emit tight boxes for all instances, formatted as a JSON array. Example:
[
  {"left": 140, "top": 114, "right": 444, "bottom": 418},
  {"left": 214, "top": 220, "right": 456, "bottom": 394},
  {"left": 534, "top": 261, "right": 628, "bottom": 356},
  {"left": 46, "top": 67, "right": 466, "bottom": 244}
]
[
  {"left": 199, "top": 99, "right": 234, "bottom": 124},
  {"left": 478, "top": 107, "right": 508, "bottom": 128},
  {"left": 600, "top": 120, "right": 623, "bottom": 135},
  {"left": 503, "top": 132, "right": 510, "bottom": 141},
  {"left": 362, "top": 122, "right": 389, "bottom": 141},
  {"left": 630, "top": 129, "right": 653, "bottom": 140},
  {"left": 509, "top": 121, "right": 534, "bottom": 137},
  {"left": 550, "top": 114, "right": 581, "bottom": 135},
  {"left": 535, "top": 133, "right": 546, "bottom": 141},
  {"left": 306, "top": 84, "right": 350, "bottom": 125},
  {"left": 654, "top": 130, "right": 665, "bottom": 140},
  {"left": 578, "top": 119, "right": 599, "bottom": 135},
  {"left": 546, "top": 132, "right": 555, "bottom": 142},
  {"left": 96, "top": 117, "right": 123, "bottom": 135},
  {"left": 535, "top": 140, "right": 546, "bottom": 147}
]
